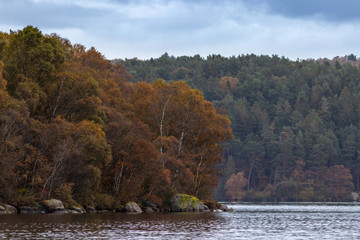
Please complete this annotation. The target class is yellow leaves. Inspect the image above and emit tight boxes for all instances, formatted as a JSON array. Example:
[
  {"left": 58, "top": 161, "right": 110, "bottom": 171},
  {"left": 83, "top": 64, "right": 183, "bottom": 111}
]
[
  {"left": 152, "top": 78, "right": 167, "bottom": 88},
  {"left": 77, "top": 120, "right": 105, "bottom": 138},
  {"left": 0, "top": 62, "right": 10, "bottom": 110},
  {"left": 52, "top": 116, "right": 106, "bottom": 142}
]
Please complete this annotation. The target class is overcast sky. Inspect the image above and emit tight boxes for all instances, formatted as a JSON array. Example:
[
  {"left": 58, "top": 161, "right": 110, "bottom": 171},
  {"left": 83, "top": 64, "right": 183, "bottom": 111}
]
[{"left": 1, "top": 0, "right": 360, "bottom": 60}]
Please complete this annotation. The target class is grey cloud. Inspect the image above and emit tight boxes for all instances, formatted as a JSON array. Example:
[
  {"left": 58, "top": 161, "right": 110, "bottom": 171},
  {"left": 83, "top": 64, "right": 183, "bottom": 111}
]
[
  {"left": 263, "top": 0, "right": 360, "bottom": 22},
  {"left": 0, "top": 0, "right": 104, "bottom": 29},
  {"left": 1, "top": 0, "right": 360, "bottom": 60}
]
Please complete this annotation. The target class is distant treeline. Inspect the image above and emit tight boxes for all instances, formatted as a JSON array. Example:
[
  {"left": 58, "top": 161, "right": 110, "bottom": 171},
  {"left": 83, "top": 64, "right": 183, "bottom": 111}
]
[
  {"left": 0, "top": 26, "right": 231, "bottom": 209},
  {"left": 116, "top": 52, "right": 360, "bottom": 202}
]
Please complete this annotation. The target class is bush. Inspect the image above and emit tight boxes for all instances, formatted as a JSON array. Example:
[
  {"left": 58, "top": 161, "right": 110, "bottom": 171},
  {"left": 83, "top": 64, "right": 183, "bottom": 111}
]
[
  {"left": 299, "top": 187, "right": 315, "bottom": 202},
  {"left": 13, "top": 188, "right": 36, "bottom": 206},
  {"left": 94, "top": 193, "right": 115, "bottom": 210},
  {"left": 54, "top": 183, "right": 80, "bottom": 208}
]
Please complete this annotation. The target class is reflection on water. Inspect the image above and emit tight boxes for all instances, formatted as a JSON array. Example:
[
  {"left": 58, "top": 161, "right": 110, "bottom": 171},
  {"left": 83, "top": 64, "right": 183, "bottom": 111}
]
[{"left": 1, "top": 204, "right": 360, "bottom": 239}]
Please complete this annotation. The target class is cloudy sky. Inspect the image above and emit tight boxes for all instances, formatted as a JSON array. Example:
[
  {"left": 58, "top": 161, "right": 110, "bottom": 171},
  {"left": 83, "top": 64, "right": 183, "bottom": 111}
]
[{"left": 1, "top": 0, "right": 360, "bottom": 60}]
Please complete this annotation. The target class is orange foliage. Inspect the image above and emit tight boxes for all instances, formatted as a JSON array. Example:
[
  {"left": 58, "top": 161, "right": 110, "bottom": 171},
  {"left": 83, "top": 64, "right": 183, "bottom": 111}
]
[
  {"left": 225, "top": 172, "right": 248, "bottom": 201},
  {"left": 219, "top": 76, "right": 239, "bottom": 90},
  {"left": 0, "top": 26, "right": 232, "bottom": 207},
  {"left": 323, "top": 165, "right": 354, "bottom": 201}
]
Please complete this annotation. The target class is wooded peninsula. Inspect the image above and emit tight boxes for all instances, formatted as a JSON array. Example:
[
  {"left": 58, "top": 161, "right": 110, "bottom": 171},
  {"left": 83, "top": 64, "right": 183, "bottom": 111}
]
[{"left": 1, "top": 26, "right": 359, "bottom": 212}]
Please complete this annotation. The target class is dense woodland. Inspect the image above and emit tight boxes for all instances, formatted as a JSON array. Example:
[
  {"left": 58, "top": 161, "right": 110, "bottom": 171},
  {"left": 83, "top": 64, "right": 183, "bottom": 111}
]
[
  {"left": 0, "top": 26, "right": 232, "bottom": 209},
  {"left": 1, "top": 26, "right": 360, "bottom": 207},
  {"left": 116, "top": 52, "right": 360, "bottom": 202}
]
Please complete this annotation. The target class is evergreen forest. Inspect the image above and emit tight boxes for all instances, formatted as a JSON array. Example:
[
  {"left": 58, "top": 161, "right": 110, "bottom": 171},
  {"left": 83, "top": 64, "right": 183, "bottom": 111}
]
[
  {"left": 1, "top": 26, "right": 360, "bottom": 209},
  {"left": 116, "top": 52, "right": 360, "bottom": 202}
]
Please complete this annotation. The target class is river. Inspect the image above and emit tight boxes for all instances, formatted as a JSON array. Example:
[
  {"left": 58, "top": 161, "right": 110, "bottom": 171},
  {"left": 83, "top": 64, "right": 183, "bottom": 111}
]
[{"left": 1, "top": 203, "right": 360, "bottom": 239}]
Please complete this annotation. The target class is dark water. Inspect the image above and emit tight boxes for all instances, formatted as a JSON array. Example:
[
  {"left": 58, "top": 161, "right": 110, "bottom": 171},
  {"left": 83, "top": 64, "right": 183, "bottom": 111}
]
[{"left": 1, "top": 203, "right": 360, "bottom": 239}]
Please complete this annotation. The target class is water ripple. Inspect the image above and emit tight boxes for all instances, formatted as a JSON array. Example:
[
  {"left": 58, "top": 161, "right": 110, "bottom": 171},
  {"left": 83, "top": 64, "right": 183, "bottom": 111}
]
[{"left": 1, "top": 204, "right": 360, "bottom": 239}]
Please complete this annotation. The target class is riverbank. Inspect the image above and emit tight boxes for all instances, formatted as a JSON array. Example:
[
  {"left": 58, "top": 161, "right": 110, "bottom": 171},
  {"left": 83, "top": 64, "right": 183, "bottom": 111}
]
[{"left": 0, "top": 194, "right": 234, "bottom": 214}]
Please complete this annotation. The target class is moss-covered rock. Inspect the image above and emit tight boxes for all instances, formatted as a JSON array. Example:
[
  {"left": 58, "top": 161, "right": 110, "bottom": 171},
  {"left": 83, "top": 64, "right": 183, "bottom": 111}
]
[
  {"left": 43, "top": 199, "right": 65, "bottom": 212},
  {"left": 170, "top": 194, "right": 209, "bottom": 212}
]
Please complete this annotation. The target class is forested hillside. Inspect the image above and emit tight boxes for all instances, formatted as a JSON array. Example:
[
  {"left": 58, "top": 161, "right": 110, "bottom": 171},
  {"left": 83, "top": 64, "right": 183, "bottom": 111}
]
[
  {"left": 2, "top": 26, "right": 359, "bottom": 205},
  {"left": 0, "top": 26, "right": 231, "bottom": 209},
  {"left": 117, "top": 53, "right": 360, "bottom": 202}
]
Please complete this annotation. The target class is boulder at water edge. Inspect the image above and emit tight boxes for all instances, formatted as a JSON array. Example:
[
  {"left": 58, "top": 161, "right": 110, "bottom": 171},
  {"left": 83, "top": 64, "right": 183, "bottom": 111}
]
[
  {"left": 142, "top": 201, "right": 160, "bottom": 213},
  {"left": 123, "top": 202, "right": 142, "bottom": 213},
  {"left": 68, "top": 206, "right": 86, "bottom": 214},
  {"left": 170, "top": 194, "right": 209, "bottom": 212},
  {"left": 218, "top": 203, "right": 235, "bottom": 212},
  {"left": 20, "top": 205, "right": 47, "bottom": 214},
  {"left": 43, "top": 199, "right": 66, "bottom": 213},
  {"left": 0, "top": 204, "right": 5, "bottom": 213},
  {"left": 0, "top": 204, "right": 17, "bottom": 214},
  {"left": 352, "top": 192, "right": 359, "bottom": 202}
]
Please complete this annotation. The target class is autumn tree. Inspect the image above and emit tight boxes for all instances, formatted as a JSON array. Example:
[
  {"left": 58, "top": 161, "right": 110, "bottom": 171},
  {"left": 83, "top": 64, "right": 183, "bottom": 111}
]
[
  {"left": 123, "top": 80, "right": 232, "bottom": 199},
  {"left": 3, "top": 26, "right": 65, "bottom": 117},
  {"left": 323, "top": 165, "right": 353, "bottom": 201},
  {"left": 219, "top": 76, "right": 239, "bottom": 91},
  {"left": 225, "top": 172, "right": 247, "bottom": 201}
]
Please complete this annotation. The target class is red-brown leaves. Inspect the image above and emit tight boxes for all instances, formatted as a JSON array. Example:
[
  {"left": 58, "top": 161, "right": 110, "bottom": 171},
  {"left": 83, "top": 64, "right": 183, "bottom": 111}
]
[{"left": 225, "top": 172, "right": 247, "bottom": 201}]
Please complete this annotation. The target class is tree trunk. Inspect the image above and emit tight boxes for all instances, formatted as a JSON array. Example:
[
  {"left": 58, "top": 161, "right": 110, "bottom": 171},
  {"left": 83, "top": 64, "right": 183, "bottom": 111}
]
[
  {"left": 247, "top": 156, "right": 255, "bottom": 192},
  {"left": 52, "top": 76, "right": 65, "bottom": 118},
  {"left": 159, "top": 94, "right": 173, "bottom": 154}
]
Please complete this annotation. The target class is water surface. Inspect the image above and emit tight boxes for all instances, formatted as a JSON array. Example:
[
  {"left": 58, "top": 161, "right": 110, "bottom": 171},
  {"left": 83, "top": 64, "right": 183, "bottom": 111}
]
[{"left": 1, "top": 203, "right": 360, "bottom": 239}]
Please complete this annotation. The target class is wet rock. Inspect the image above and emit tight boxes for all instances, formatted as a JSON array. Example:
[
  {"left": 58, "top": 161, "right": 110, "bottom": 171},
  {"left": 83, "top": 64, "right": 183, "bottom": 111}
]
[
  {"left": 52, "top": 209, "right": 68, "bottom": 214},
  {"left": 218, "top": 203, "right": 228, "bottom": 211},
  {"left": 68, "top": 206, "right": 86, "bottom": 214},
  {"left": 225, "top": 207, "right": 235, "bottom": 212},
  {"left": 20, "top": 206, "right": 35, "bottom": 214},
  {"left": 43, "top": 199, "right": 65, "bottom": 213},
  {"left": 142, "top": 201, "right": 159, "bottom": 212},
  {"left": 20, "top": 205, "right": 47, "bottom": 214},
  {"left": 86, "top": 206, "right": 97, "bottom": 213},
  {"left": 142, "top": 207, "right": 154, "bottom": 213},
  {"left": 218, "top": 203, "right": 234, "bottom": 212},
  {"left": 4, "top": 204, "right": 17, "bottom": 214},
  {"left": 36, "top": 205, "right": 47, "bottom": 213},
  {"left": 67, "top": 209, "right": 80, "bottom": 214},
  {"left": 0, "top": 204, "right": 5, "bottom": 213},
  {"left": 170, "top": 194, "right": 209, "bottom": 212},
  {"left": 123, "top": 202, "right": 142, "bottom": 213},
  {"left": 203, "top": 204, "right": 211, "bottom": 212},
  {"left": 98, "top": 210, "right": 110, "bottom": 213},
  {"left": 143, "top": 201, "right": 157, "bottom": 209}
]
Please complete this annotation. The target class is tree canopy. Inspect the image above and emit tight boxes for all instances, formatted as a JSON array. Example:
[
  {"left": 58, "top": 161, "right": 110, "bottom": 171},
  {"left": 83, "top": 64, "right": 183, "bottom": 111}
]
[
  {"left": 118, "top": 52, "right": 360, "bottom": 202},
  {"left": 0, "top": 26, "right": 231, "bottom": 209}
]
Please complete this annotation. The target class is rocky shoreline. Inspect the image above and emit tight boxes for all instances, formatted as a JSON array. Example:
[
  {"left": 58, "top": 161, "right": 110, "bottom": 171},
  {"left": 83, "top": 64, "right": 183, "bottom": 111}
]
[{"left": 0, "top": 194, "right": 234, "bottom": 214}]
